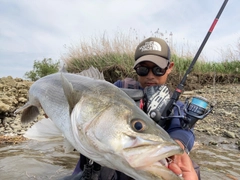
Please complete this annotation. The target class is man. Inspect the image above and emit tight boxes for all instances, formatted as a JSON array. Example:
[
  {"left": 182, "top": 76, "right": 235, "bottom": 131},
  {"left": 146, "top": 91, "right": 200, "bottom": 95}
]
[
  {"left": 115, "top": 37, "right": 198, "bottom": 180},
  {"left": 70, "top": 37, "right": 198, "bottom": 180}
]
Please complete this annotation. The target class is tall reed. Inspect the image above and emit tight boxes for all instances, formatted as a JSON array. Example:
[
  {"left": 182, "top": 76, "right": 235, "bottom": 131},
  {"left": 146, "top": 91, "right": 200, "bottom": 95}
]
[{"left": 62, "top": 31, "right": 240, "bottom": 77}]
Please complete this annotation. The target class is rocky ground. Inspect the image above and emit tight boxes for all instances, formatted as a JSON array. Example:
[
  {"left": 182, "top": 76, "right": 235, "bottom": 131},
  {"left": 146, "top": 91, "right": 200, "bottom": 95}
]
[
  {"left": 181, "top": 84, "right": 240, "bottom": 150},
  {"left": 0, "top": 76, "right": 44, "bottom": 144},
  {"left": 0, "top": 75, "right": 240, "bottom": 150}
]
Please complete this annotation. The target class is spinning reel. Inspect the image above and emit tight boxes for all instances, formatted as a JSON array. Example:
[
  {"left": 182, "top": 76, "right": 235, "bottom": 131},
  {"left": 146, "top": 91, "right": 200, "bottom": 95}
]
[{"left": 143, "top": 85, "right": 213, "bottom": 130}]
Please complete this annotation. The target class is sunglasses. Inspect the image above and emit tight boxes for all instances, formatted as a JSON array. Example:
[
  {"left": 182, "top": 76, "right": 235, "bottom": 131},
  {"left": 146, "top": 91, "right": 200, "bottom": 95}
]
[{"left": 134, "top": 65, "right": 168, "bottom": 76}]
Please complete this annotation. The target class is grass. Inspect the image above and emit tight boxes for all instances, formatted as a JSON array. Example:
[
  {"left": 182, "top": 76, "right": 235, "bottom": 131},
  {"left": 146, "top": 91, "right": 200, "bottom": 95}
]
[
  {"left": 62, "top": 31, "right": 240, "bottom": 79},
  {"left": 62, "top": 30, "right": 139, "bottom": 78}
]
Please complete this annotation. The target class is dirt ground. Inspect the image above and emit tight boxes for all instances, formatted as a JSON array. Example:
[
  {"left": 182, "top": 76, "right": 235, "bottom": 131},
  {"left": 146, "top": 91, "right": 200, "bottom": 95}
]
[
  {"left": 182, "top": 83, "right": 240, "bottom": 150},
  {"left": 1, "top": 72, "right": 240, "bottom": 150},
  {"left": 99, "top": 70, "right": 240, "bottom": 150}
]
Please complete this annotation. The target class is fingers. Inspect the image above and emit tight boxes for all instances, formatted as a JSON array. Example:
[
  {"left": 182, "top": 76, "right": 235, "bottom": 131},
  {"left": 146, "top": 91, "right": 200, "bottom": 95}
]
[
  {"left": 168, "top": 160, "right": 182, "bottom": 176},
  {"left": 168, "top": 155, "right": 198, "bottom": 180}
]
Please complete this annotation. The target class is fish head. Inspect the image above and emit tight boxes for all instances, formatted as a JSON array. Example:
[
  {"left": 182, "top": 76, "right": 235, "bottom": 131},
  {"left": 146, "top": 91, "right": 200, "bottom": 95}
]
[{"left": 71, "top": 87, "right": 183, "bottom": 179}]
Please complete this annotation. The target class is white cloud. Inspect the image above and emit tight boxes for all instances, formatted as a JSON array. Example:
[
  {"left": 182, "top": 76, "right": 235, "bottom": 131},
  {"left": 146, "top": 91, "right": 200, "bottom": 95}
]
[{"left": 0, "top": 0, "right": 239, "bottom": 78}]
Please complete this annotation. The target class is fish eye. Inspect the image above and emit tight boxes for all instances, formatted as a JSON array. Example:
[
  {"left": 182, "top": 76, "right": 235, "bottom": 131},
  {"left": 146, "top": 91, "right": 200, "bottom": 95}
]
[{"left": 131, "top": 119, "right": 146, "bottom": 132}]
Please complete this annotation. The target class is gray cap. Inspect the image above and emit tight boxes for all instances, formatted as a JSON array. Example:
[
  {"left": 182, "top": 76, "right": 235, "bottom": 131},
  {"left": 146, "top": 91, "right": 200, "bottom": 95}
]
[{"left": 134, "top": 37, "right": 171, "bottom": 68}]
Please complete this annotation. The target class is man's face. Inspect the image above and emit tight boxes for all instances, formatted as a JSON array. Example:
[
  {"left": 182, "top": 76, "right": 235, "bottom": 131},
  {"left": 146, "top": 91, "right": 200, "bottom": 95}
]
[{"left": 137, "top": 61, "right": 174, "bottom": 88}]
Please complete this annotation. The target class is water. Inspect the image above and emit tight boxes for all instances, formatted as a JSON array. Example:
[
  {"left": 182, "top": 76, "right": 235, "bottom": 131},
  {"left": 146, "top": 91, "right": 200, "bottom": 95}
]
[
  {"left": 191, "top": 145, "right": 240, "bottom": 180},
  {"left": 0, "top": 139, "right": 240, "bottom": 180},
  {"left": 190, "top": 132, "right": 240, "bottom": 180},
  {"left": 0, "top": 140, "right": 79, "bottom": 180}
]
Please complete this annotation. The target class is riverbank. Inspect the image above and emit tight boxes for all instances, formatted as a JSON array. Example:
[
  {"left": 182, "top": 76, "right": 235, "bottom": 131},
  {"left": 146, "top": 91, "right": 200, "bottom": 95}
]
[{"left": 0, "top": 76, "right": 240, "bottom": 150}]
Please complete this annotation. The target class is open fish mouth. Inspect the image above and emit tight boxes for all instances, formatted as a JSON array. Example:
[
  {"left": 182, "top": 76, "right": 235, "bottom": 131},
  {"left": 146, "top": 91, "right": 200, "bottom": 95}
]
[
  {"left": 158, "top": 157, "right": 173, "bottom": 167},
  {"left": 139, "top": 155, "right": 182, "bottom": 180},
  {"left": 132, "top": 146, "right": 182, "bottom": 179},
  {"left": 122, "top": 135, "right": 183, "bottom": 169},
  {"left": 123, "top": 144, "right": 183, "bottom": 169},
  {"left": 122, "top": 139, "right": 183, "bottom": 179}
]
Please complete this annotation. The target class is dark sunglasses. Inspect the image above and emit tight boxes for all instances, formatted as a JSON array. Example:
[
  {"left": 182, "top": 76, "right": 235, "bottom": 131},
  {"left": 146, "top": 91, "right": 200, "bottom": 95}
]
[{"left": 134, "top": 65, "right": 168, "bottom": 76}]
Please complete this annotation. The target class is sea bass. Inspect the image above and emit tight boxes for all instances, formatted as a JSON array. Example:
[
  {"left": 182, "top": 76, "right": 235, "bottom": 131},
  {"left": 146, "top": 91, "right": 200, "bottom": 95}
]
[{"left": 15, "top": 67, "right": 183, "bottom": 180}]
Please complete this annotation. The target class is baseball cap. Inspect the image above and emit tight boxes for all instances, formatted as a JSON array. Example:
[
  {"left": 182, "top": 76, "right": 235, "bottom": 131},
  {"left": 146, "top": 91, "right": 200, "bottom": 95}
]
[{"left": 133, "top": 37, "right": 171, "bottom": 68}]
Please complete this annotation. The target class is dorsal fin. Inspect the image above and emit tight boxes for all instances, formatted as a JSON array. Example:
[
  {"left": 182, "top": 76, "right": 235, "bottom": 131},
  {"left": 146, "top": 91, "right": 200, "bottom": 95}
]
[
  {"left": 78, "top": 66, "right": 105, "bottom": 80},
  {"left": 58, "top": 62, "right": 68, "bottom": 73},
  {"left": 61, "top": 73, "right": 82, "bottom": 114}
]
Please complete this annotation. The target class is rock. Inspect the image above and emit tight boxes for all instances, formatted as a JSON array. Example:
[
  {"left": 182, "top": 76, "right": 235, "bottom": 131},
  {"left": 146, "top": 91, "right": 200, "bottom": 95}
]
[
  {"left": 18, "top": 97, "right": 27, "bottom": 103},
  {"left": 17, "top": 131, "right": 25, "bottom": 135},
  {"left": 183, "top": 91, "right": 195, "bottom": 95},
  {"left": 10, "top": 124, "right": 22, "bottom": 130},
  {"left": 15, "top": 78, "right": 23, "bottom": 82},
  {"left": 235, "top": 123, "right": 240, "bottom": 128},
  {"left": 16, "top": 82, "right": 28, "bottom": 89},
  {"left": 209, "top": 141, "right": 218, "bottom": 146},
  {"left": 18, "top": 89, "right": 28, "bottom": 95},
  {"left": 0, "top": 102, "right": 11, "bottom": 112},
  {"left": 235, "top": 141, "right": 240, "bottom": 145},
  {"left": 224, "top": 130, "right": 235, "bottom": 138},
  {"left": 0, "top": 127, "right": 5, "bottom": 133},
  {"left": 9, "top": 88, "right": 17, "bottom": 93},
  {"left": 220, "top": 140, "right": 231, "bottom": 144},
  {"left": 0, "top": 84, "right": 4, "bottom": 91},
  {"left": 0, "top": 76, "right": 17, "bottom": 87},
  {"left": 0, "top": 77, "right": 35, "bottom": 136},
  {"left": 0, "top": 75, "right": 240, "bottom": 148}
]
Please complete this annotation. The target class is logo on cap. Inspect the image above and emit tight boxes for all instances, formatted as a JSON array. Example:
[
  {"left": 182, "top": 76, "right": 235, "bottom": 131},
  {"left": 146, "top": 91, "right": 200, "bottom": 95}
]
[{"left": 139, "top": 41, "right": 162, "bottom": 52}]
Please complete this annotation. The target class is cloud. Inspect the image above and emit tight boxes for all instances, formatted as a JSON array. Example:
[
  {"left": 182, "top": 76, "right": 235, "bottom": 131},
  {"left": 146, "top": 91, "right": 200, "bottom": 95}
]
[{"left": 0, "top": 0, "right": 239, "bottom": 78}]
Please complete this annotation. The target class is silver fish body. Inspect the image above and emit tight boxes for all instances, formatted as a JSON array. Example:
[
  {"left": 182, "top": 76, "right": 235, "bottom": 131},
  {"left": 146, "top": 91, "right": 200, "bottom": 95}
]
[{"left": 16, "top": 72, "right": 183, "bottom": 180}]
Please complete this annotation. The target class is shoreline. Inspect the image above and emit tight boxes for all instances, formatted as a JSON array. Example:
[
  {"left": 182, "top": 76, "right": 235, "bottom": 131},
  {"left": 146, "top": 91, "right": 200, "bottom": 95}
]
[{"left": 0, "top": 76, "right": 240, "bottom": 150}]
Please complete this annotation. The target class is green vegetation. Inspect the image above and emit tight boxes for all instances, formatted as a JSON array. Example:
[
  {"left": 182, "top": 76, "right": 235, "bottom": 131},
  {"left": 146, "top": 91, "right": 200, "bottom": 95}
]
[
  {"left": 193, "top": 60, "right": 240, "bottom": 74},
  {"left": 24, "top": 58, "right": 60, "bottom": 81},
  {"left": 62, "top": 32, "right": 240, "bottom": 78},
  {"left": 62, "top": 31, "right": 139, "bottom": 79},
  {"left": 25, "top": 31, "right": 239, "bottom": 81},
  {"left": 171, "top": 54, "right": 240, "bottom": 74}
]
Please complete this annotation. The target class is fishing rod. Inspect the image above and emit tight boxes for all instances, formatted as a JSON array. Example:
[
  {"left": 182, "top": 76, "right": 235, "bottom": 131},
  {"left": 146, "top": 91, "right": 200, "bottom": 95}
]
[{"left": 159, "top": 0, "right": 229, "bottom": 129}]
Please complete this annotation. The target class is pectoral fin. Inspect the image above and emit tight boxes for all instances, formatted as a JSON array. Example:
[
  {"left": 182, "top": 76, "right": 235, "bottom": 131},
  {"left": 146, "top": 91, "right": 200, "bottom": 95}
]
[
  {"left": 24, "top": 118, "right": 63, "bottom": 141},
  {"left": 24, "top": 118, "right": 74, "bottom": 153},
  {"left": 63, "top": 139, "right": 75, "bottom": 153}
]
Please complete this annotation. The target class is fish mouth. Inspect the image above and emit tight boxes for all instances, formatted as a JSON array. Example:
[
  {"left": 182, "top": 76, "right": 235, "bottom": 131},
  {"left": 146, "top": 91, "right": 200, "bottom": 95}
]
[
  {"left": 154, "top": 155, "right": 174, "bottom": 167},
  {"left": 123, "top": 144, "right": 182, "bottom": 168},
  {"left": 122, "top": 140, "right": 183, "bottom": 178},
  {"left": 140, "top": 155, "right": 181, "bottom": 180},
  {"left": 152, "top": 146, "right": 180, "bottom": 168}
]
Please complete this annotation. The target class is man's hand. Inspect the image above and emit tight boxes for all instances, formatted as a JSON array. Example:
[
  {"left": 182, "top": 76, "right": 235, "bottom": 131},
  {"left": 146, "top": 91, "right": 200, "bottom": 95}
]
[{"left": 168, "top": 140, "right": 198, "bottom": 180}]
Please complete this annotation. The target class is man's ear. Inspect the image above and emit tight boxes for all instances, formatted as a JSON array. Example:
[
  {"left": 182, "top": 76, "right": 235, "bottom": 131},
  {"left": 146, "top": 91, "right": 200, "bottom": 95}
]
[{"left": 166, "top": 62, "right": 174, "bottom": 74}]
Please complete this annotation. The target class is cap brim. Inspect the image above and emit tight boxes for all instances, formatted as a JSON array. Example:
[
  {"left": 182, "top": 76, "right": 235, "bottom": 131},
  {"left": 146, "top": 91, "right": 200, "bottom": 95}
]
[{"left": 133, "top": 55, "right": 169, "bottom": 68}]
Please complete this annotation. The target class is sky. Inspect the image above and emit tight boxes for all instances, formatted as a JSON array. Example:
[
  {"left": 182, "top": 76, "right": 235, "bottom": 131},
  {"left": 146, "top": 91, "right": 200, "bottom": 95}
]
[{"left": 0, "top": 0, "right": 239, "bottom": 79}]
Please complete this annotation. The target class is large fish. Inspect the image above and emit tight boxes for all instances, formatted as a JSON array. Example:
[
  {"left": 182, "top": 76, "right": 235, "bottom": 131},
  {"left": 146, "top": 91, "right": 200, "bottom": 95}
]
[{"left": 15, "top": 67, "right": 183, "bottom": 180}]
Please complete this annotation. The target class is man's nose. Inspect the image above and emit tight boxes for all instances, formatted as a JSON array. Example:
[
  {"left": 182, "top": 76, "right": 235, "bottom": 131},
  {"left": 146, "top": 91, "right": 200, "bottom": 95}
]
[{"left": 146, "top": 69, "right": 155, "bottom": 78}]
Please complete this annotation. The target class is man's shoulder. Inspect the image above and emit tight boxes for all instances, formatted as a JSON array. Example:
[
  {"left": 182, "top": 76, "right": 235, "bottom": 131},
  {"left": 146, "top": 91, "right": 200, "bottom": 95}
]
[{"left": 114, "top": 78, "right": 140, "bottom": 89}]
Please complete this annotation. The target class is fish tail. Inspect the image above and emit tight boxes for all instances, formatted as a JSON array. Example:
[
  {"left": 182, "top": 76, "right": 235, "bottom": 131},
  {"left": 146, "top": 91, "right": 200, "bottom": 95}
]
[{"left": 15, "top": 103, "right": 40, "bottom": 124}]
